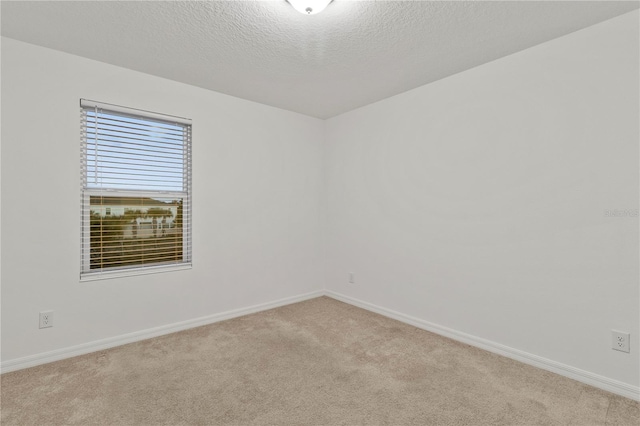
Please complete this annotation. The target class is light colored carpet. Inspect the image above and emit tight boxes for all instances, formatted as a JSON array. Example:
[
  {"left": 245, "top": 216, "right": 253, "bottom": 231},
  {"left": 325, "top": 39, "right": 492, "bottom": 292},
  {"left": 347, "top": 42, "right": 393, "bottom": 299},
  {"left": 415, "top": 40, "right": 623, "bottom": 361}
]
[{"left": 1, "top": 296, "right": 638, "bottom": 425}]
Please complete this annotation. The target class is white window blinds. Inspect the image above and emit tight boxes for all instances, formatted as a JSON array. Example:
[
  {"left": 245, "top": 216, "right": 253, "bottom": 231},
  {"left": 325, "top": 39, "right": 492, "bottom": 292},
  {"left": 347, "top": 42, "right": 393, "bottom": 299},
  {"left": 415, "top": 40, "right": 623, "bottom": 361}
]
[{"left": 80, "top": 99, "right": 192, "bottom": 280}]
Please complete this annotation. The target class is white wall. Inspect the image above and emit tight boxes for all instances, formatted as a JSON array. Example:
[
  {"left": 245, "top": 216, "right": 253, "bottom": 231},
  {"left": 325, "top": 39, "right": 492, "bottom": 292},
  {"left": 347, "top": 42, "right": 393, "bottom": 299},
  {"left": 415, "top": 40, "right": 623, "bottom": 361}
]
[
  {"left": 1, "top": 37, "right": 325, "bottom": 362},
  {"left": 324, "top": 10, "right": 639, "bottom": 389}
]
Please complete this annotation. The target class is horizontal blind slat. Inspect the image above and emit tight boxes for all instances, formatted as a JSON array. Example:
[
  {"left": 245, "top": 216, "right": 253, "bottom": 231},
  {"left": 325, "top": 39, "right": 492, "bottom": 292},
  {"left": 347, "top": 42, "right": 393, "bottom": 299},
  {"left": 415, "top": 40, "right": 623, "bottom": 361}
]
[
  {"left": 86, "top": 121, "right": 184, "bottom": 139},
  {"left": 87, "top": 150, "right": 184, "bottom": 164},
  {"left": 86, "top": 136, "right": 185, "bottom": 153},
  {"left": 86, "top": 169, "right": 184, "bottom": 180},
  {"left": 87, "top": 161, "right": 184, "bottom": 172},
  {"left": 87, "top": 129, "right": 184, "bottom": 144},
  {"left": 86, "top": 116, "right": 185, "bottom": 136},
  {"left": 86, "top": 133, "right": 184, "bottom": 149}
]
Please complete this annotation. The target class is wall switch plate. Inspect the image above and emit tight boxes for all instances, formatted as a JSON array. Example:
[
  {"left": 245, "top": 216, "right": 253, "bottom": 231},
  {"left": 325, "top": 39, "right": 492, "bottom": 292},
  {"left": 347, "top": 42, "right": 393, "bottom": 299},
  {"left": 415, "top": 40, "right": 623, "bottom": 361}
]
[
  {"left": 349, "top": 272, "right": 355, "bottom": 284},
  {"left": 612, "top": 330, "right": 630, "bottom": 353},
  {"left": 39, "top": 311, "right": 53, "bottom": 329}
]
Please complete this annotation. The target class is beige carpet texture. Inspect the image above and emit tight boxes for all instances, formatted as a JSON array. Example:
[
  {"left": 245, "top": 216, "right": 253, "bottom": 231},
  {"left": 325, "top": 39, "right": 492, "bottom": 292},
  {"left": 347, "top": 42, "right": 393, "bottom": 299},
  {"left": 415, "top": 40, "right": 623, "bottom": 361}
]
[{"left": 1, "top": 296, "right": 638, "bottom": 425}]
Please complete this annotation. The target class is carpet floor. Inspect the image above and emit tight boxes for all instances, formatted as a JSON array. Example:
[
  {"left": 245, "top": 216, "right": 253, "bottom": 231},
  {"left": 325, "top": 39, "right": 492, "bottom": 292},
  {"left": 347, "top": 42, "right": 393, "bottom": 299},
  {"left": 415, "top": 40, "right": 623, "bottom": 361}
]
[{"left": 1, "top": 296, "right": 638, "bottom": 425}]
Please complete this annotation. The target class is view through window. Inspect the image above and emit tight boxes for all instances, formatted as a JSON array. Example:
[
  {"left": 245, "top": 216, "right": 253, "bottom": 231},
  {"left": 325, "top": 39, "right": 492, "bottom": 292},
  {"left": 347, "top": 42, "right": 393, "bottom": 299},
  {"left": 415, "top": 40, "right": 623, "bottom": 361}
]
[{"left": 89, "top": 196, "right": 184, "bottom": 269}]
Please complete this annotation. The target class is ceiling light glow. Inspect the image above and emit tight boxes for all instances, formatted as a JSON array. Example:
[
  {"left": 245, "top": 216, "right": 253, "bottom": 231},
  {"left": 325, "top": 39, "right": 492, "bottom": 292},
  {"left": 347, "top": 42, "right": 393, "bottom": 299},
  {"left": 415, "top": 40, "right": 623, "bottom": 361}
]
[{"left": 287, "top": 0, "right": 332, "bottom": 15}]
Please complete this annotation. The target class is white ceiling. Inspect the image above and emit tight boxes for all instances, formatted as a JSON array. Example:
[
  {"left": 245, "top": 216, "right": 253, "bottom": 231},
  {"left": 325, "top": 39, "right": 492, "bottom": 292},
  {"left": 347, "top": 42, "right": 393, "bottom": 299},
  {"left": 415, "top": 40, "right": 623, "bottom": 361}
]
[{"left": 2, "top": 1, "right": 638, "bottom": 119}]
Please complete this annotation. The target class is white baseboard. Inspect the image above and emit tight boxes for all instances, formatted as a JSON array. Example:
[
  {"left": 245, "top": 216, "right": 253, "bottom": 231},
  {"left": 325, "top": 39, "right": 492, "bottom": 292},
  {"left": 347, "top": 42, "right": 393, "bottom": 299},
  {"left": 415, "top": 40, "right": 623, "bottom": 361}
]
[
  {"left": 0, "top": 290, "right": 324, "bottom": 374},
  {"left": 325, "top": 290, "right": 640, "bottom": 401}
]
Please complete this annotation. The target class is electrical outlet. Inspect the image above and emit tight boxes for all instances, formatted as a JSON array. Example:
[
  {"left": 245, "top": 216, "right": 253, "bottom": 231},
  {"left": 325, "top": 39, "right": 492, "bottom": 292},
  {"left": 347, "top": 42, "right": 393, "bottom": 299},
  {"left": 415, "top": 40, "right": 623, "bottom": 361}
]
[
  {"left": 612, "top": 330, "right": 630, "bottom": 353},
  {"left": 349, "top": 272, "right": 355, "bottom": 284},
  {"left": 39, "top": 311, "right": 53, "bottom": 329}
]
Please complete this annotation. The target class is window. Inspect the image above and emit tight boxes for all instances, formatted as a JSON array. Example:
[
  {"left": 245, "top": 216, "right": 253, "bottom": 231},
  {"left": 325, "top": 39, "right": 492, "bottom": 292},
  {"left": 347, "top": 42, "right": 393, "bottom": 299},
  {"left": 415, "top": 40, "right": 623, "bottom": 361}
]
[{"left": 80, "top": 99, "right": 192, "bottom": 280}]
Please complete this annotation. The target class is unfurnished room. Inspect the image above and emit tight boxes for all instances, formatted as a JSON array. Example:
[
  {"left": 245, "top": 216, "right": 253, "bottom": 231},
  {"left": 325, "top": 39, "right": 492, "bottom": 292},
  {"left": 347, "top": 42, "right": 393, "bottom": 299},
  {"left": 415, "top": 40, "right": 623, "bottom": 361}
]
[{"left": 1, "top": 1, "right": 639, "bottom": 425}]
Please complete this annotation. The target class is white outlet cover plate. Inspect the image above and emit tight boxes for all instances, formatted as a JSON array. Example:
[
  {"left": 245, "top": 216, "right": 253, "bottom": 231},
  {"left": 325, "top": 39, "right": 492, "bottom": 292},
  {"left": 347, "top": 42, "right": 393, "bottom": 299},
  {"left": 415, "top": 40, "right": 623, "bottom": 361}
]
[
  {"left": 612, "top": 330, "right": 630, "bottom": 353},
  {"left": 39, "top": 311, "right": 54, "bottom": 329}
]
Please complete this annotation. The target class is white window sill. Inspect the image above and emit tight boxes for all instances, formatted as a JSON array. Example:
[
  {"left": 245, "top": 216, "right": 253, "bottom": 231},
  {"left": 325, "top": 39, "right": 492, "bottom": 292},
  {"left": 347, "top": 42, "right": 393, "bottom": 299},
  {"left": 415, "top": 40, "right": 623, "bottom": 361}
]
[{"left": 80, "top": 263, "right": 192, "bottom": 282}]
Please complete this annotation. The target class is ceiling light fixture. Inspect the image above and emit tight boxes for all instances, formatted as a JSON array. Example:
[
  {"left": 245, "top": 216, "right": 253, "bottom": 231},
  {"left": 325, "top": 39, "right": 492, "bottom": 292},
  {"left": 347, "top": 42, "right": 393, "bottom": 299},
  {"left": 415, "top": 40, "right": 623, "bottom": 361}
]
[{"left": 287, "top": 0, "right": 332, "bottom": 15}]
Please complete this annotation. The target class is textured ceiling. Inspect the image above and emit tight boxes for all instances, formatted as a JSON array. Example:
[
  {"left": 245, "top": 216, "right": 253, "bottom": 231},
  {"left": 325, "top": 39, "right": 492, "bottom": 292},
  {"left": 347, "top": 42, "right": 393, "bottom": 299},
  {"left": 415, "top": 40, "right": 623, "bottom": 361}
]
[{"left": 2, "top": 1, "right": 638, "bottom": 119}]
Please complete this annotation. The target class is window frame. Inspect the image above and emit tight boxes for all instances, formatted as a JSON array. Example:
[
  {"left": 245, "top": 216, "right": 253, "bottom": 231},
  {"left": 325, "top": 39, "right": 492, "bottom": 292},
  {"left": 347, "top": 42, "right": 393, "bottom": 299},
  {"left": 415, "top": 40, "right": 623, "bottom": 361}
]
[{"left": 80, "top": 99, "right": 192, "bottom": 281}]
